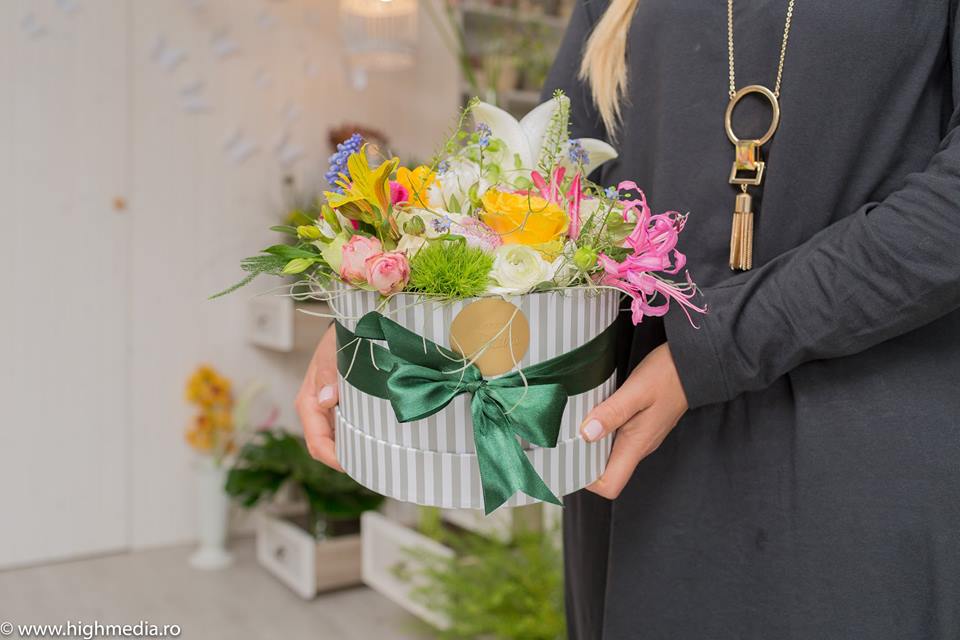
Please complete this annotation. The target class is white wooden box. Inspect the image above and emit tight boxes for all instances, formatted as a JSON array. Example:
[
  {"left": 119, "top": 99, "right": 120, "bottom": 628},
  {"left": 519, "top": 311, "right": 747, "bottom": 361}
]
[
  {"left": 255, "top": 512, "right": 362, "bottom": 600},
  {"left": 360, "top": 511, "right": 453, "bottom": 630}
]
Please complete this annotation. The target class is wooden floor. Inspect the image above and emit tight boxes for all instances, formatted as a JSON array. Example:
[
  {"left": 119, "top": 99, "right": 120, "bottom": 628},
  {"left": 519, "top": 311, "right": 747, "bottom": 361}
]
[{"left": 0, "top": 538, "right": 433, "bottom": 640}]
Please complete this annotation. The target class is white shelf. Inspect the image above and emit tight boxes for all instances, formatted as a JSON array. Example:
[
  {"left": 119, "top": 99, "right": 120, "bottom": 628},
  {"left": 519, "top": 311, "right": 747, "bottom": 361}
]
[
  {"left": 246, "top": 296, "right": 330, "bottom": 353},
  {"left": 460, "top": 1, "right": 568, "bottom": 30}
]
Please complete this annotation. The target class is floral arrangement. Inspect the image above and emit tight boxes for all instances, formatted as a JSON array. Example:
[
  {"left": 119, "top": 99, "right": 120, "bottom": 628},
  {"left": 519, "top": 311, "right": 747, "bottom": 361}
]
[
  {"left": 219, "top": 92, "right": 703, "bottom": 326},
  {"left": 184, "top": 365, "right": 236, "bottom": 463}
]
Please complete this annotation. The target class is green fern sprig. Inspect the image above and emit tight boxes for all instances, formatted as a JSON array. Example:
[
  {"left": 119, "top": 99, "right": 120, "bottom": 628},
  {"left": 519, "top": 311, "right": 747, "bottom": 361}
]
[
  {"left": 209, "top": 254, "right": 290, "bottom": 299},
  {"left": 537, "top": 90, "right": 571, "bottom": 175}
]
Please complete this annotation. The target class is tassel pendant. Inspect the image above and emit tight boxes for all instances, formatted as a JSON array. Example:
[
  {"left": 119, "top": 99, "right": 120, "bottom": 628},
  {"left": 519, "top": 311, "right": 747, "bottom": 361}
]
[
  {"left": 725, "top": 86, "right": 781, "bottom": 271},
  {"left": 729, "top": 190, "right": 754, "bottom": 270}
]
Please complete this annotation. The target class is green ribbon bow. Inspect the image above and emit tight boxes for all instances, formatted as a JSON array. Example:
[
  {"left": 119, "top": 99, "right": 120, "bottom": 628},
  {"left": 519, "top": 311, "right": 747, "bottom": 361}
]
[{"left": 335, "top": 311, "right": 618, "bottom": 514}]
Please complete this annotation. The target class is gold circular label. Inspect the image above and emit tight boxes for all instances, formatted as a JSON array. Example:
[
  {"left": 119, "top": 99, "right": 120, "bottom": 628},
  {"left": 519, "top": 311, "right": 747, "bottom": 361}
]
[{"left": 449, "top": 298, "right": 530, "bottom": 377}]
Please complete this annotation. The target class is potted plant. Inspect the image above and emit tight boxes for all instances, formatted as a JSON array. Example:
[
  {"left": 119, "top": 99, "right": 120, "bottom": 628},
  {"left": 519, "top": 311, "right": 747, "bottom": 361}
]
[
  {"left": 361, "top": 506, "right": 565, "bottom": 638},
  {"left": 183, "top": 365, "right": 243, "bottom": 570},
  {"left": 226, "top": 429, "right": 384, "bottom": 598}
]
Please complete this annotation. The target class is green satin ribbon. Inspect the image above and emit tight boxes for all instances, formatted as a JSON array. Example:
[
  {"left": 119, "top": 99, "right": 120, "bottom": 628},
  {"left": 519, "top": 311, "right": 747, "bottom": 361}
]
[{"left": 335, "top": 311, "right": 618, "bottom": 514}]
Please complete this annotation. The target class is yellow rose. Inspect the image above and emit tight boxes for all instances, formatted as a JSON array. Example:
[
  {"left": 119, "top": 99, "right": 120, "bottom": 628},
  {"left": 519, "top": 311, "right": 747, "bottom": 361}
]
[{"left": 480, "top": 190, "right": 569, "bottom": 249}]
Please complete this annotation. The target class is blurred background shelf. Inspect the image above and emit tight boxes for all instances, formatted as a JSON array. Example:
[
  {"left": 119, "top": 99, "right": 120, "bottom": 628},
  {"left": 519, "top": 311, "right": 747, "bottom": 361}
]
[
  {"left": 459, "top": 0, "right": 570, "bottom": 30},
  {"left": 452, "top": 0, "right": 575, "bottom": 117}
]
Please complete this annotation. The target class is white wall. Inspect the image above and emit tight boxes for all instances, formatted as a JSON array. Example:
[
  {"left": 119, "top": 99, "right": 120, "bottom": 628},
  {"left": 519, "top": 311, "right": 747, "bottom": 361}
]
[
  {"left": 2, "top": 0, "right": 458, "bottom": 564},
  {"left": 0, "top": 0, "right": 131, "bottom": 569}
]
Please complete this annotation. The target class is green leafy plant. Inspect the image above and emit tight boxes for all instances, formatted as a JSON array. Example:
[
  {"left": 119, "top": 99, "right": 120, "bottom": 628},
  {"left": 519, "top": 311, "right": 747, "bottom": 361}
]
[
  {"left": 225, "top": 429, "right": 383, "bottom": 535},
  {"left": 408, "top": 239, "right": 494, "bottom": 300},
  {"left": 400, "top": 511, "right": 566, "bottom": 640}
]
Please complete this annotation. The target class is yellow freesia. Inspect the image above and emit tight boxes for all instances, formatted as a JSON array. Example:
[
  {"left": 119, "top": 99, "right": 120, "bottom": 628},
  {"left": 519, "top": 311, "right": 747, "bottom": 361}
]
[
  {"left": 480, "top": 190, "right": 569, "bottom": 249},
  {"left": 324, "top": 145, "right": 399, "bottom": 226},
  {"left": 395, "top": 165, "right": 437, "bottom": 208}
]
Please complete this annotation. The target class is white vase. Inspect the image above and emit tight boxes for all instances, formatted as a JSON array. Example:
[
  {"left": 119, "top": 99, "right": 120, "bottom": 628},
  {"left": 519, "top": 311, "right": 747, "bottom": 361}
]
[{"left": 188, "top": 458, "right": 233, "bottom": 570}]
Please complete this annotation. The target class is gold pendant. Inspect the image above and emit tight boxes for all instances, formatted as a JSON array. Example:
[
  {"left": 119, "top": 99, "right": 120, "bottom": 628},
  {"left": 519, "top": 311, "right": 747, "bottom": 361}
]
[{"left": 724, "top": 85, "right": 781, "bottom": 271}]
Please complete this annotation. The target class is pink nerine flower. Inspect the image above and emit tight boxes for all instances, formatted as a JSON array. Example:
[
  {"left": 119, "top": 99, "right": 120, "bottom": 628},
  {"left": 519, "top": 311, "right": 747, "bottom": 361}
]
[
  {"left": 599, "top": 182, "right": 705, "bottom": 325},
  {"left": 530, "top": 166, "right": 585, "bottom": 240},
  {"left": 365, "top": 251, "right": 410, "bottom": 296},
  {"left": 389, "top": 180, "right": 410, "bottom": 206},
  {"left": 340, "top": 235, "right": 383, "bottom": 282}
]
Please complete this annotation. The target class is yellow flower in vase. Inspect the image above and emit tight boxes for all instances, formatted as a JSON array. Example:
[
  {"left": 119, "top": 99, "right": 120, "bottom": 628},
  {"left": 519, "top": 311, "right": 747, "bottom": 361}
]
[
  {"left": 184, "top": 365, "right": 237, "bottom": 456},
  {"left": 480, "top": 189, "right": 569, "bottom": 252},
  {"left": 185, "top": 413, "right": 215, "bottom": 452},
  {"left": 185, "top": 365, "right": 233, "bottom": 409}
]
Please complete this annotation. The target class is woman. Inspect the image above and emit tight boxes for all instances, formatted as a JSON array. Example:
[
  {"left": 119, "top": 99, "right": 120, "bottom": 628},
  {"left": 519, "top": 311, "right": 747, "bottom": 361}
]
[{"left": 298, "top": 1, "right": 960, "bottom": 637}]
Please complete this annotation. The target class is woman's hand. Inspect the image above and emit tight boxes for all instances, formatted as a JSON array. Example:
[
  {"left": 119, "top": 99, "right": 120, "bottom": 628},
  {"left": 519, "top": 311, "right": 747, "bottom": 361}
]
[
  {"left": 579, "top": 343, "right": 688, "bottom": 500},
  {"left": 295, "top": 325, "right": 343, "bottom": 471}
]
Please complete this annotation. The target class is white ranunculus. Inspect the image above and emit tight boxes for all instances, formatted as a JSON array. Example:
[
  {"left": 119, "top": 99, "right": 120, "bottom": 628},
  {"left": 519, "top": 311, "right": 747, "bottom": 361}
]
[{"left": 487, "top": 245, "right": 559, "bottom": 296}]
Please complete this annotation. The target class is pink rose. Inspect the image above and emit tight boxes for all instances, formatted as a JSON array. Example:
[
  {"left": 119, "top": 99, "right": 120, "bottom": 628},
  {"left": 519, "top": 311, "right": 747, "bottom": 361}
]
[
  {"left": 365, "top": 251, "right": 410, "bottom": 296},
  {"left": 340, "top": 235, "right": 383, "bottom": 282}
]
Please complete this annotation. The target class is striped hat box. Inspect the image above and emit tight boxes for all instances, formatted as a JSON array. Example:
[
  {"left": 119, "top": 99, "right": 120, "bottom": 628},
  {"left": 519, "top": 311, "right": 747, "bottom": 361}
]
[{"left": 332, "top": 287, "right": 620, "bottom": 511}]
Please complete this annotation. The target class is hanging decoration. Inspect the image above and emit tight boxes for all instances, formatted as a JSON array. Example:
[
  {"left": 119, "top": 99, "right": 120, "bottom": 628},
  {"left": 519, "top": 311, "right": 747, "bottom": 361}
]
[{"left": 338, "top": 0, "right": 418, "bottom": 90}]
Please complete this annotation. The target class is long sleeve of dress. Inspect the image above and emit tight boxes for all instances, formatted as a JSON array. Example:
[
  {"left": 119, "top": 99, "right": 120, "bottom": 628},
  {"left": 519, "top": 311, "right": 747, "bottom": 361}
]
[{"left": 664, "top": 7, "right": 960, "bottom": 409}]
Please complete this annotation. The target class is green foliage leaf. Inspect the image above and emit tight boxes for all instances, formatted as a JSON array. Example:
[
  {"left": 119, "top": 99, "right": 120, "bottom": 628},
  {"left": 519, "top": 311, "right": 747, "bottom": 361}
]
[
  {"left": 225, "top": 430, "right": 384, "bottom": 527},
  {"left": 282, "top": 257, "right": 315, "bottom": 275},
  {"left": 270, "top": 225, "right": 300, "bottom": 236},
  {"left": 263, "top": 244, "right": 320, "bottom": 260},
  {"left": 448, "top": 194, "right": 461, "bottom": 214}
]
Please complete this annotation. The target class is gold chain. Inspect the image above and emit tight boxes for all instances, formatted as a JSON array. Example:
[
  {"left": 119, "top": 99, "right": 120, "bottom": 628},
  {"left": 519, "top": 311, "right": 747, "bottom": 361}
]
[{"left": 727, "top": 0, "right": 796, "bottom": 100}]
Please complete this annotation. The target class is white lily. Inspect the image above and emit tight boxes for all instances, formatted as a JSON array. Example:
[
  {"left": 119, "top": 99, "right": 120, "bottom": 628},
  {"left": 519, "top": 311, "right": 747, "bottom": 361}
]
[{"left": 472, "top": 97, "right": 618, "bottom": 176}]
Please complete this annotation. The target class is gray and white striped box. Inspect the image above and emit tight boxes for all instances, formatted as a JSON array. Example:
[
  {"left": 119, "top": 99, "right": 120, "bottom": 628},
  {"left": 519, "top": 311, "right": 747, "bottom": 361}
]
[{"left": 333, "top": 287, "right": 620, "bottom": 511}]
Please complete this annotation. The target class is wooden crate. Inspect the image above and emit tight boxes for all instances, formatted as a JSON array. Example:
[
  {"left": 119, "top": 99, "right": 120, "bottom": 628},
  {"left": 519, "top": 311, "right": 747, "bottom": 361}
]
[{"left": 255, "top": 512, "right": 362, "bottom": 600}]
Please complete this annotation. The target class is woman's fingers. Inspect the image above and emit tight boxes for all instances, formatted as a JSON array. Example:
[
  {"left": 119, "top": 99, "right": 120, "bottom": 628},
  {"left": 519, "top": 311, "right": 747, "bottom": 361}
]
[
  {"left": 586, "top": 403, "right": 673, "bottom": 499},
  {"left": 314, "top": 361, "right": 339, "bottom": 409},
  {"left": 314, "top": 326, "right": 340, "bottom": 408},
  {"left": 297, "top": 326, "right": 343, "bottom": 471},
  {"left": 579, "top": 366, "right": 653, "bottom": 442},
  {"left": 297, "top": 393, "right": 343, "bottom": 471},
  {"left": 582, "top": 345, "right": 689, "bottom": 500}
]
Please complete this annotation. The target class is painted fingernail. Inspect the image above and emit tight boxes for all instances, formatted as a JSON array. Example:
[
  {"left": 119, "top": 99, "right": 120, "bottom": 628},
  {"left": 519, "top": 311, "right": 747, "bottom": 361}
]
[
  {"left": 317, "top": 385, "right": 335, "bottom": 404},
  {"left": 581, "top": 419, "right": 604, "bottom": 442}
]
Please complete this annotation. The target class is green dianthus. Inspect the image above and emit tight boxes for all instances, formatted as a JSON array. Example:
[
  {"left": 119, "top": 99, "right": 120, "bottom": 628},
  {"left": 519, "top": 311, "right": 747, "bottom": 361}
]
[{"left": 408, "top": 240, "right": 494, "bottom": 300}]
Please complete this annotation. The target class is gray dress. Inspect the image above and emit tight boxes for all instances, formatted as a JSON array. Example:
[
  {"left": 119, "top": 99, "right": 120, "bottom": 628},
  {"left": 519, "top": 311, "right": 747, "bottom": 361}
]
[{"left": 544, "top": 1, "right": 960, "bottom": 638}]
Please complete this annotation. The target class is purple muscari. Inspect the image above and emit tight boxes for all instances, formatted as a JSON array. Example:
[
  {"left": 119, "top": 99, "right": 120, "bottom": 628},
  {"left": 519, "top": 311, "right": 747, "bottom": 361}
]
[
  {"left": 325, "top": 133, "right": 364, "bottom": 194},
  {"left": 568, "top": 139, "right": 591, "bottom": 165},
  {"left": 604, "top": 186, "right": 619, "bottom": 200}
]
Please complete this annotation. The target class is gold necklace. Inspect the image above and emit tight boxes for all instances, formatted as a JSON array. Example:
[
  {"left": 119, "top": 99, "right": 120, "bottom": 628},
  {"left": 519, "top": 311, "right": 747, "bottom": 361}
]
[{"left": 725, "top": 0, "right": 796, "bottom": 271}]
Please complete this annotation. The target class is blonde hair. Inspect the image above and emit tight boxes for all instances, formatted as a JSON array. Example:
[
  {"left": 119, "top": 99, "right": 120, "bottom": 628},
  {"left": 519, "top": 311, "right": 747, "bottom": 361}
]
[{"left": 578, "top": 0, "right": 640, "bottom": 137}]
